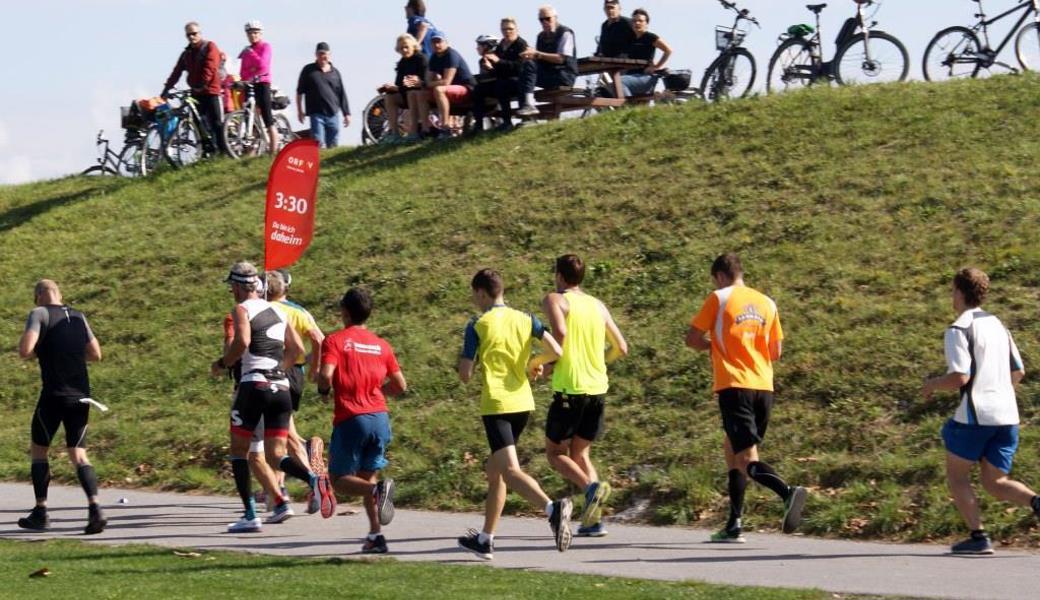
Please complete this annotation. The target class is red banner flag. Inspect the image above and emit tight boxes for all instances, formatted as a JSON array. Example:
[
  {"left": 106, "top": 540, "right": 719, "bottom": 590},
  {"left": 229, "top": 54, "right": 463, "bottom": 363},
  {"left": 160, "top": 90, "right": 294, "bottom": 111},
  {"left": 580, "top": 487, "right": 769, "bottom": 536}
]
[{"left": 264, "top": 139, "right": 320, "bottom": 272}]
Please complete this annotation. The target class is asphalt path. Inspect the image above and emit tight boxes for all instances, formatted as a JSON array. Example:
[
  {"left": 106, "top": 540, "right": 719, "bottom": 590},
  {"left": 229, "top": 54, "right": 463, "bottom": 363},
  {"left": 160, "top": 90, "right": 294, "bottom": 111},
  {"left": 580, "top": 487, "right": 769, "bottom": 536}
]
[{"left": 1, "top": 483, "right": 1037, "bottom": 600}]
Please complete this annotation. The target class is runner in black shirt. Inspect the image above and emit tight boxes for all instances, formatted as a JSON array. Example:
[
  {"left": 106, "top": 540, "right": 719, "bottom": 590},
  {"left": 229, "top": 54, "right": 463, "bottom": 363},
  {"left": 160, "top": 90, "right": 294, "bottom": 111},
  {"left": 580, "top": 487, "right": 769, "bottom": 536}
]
[{"left": 17, "top": 280, "right": 106, "bottom": 534}]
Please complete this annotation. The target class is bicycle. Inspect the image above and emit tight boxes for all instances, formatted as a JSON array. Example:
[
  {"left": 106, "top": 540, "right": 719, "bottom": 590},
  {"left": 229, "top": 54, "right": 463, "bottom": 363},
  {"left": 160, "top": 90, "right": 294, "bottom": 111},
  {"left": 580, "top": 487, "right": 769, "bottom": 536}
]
[
  {"left": 923, "top": 0, "right": 1040, "bottom": 81},
  {"left": 81, "top": 130, "right": 143, "bottom": 177},
  {"left": 141, "top": 90, "right": 213, "bottom": 174},
  {"left": 223, "top": 79, "right": 297, "bottom": 157},
  {"left": 700, "top": 0, "right": 760, "bottom": 101},
  {"left": 767, "top": 0, "right": 909, "bottom": 93}
]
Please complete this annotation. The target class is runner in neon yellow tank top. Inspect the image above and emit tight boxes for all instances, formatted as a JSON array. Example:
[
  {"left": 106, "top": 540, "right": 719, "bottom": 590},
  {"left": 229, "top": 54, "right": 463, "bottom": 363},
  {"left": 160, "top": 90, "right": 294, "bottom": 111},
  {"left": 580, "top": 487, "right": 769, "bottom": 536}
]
[{"left": 542, "top": 255, "right": 628, "bottom": 538}]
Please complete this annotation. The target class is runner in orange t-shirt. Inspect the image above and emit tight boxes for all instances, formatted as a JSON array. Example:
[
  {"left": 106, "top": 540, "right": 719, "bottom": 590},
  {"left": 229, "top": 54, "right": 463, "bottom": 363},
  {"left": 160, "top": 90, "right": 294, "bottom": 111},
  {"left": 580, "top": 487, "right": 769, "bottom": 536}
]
[{"left": 686, "top": 253, "right": 806, "bottom": 543}]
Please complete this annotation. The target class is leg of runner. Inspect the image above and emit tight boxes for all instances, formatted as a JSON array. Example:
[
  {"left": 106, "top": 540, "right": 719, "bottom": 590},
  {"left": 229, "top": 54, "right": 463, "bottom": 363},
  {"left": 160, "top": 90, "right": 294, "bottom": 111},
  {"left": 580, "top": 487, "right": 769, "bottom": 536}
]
[
  {"left": 264, "top": 435, "right": 335, "bottom": 519},
  {"left": 545, "top": 438, "right": 591, "bottom": 488},
  {"left": 487, "top": 445, "right": 572, "bottom": 552},
  {"left": 945, "top": 452, "right": 993, "bottom": 554},
  {"left": 228, "top": 433, "right": 262, "bottom": 533},
  {"left": 569, "top": 436, "right": 611, "bottom": 536},
  {"left": 727, "top": 438, "right": 806, "bottom": 535},
  {"left": 335, "top": 471, "right": 390, "bottom": 554},
  {"left": 19, "top": 443, "right": 52, "bottom": 530},
  {"left": 69, "top": 447, "right": 106, "bottom": 534}
]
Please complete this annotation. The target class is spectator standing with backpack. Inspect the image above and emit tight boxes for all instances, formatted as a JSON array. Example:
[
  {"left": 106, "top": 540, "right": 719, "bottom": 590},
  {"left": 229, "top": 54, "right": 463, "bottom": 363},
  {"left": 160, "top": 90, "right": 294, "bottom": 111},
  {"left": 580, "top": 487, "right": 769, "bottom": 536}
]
[
  {"left": 162, "top": 21, "right": 227, "bottom": 155},
  {"left": 239, "top": 20, "right": 279, "bottom": 154}
]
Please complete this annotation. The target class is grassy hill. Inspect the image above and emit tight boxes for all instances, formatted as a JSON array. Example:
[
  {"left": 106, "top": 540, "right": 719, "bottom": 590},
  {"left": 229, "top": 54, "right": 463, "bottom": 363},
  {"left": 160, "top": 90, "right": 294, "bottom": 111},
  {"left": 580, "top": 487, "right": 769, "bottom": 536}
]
[{"left": 2, "top": 75, "right": 1040, "bottom": 546}]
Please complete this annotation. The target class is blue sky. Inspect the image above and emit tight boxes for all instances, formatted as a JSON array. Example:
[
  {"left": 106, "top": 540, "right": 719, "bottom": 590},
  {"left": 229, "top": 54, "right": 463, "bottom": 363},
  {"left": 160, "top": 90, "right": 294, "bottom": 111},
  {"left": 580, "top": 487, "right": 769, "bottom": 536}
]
[{"left": 0, "top": 0, "right": 995, "bottom": 184}]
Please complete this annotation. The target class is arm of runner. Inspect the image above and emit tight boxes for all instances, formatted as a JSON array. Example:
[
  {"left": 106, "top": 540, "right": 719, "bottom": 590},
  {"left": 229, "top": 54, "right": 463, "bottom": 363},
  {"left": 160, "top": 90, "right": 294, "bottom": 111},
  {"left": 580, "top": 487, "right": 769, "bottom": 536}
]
[
  {"left": 923, "top": 328, "right": 971, "bottom": 400},
  {"left": 18, "top": 307, "right": 45, "bottom": 360},
  {"left": 529, "top": 330, "right": 562, "bottom": 379},
  {"left": 1010, "top": 332, "right": 1024, "bottom": 385},
  {"left": 282, "top": 324, "right": 304, "bottom": 370},
  {"left": 306, "top": 323, "right": 324, "bottom": 382},
  {"left": 922, "top": 372, "right": 970, "bottom": 400},
  {"left": 602, "top": 302, "right": 628, "bottom": 364},
  {"left": 685, "top": 326, "right": 711, "bottom": 351},
  {"left": 85, "top": 337, "right": 102, "bottom": 363},
  {"left": 219, "top": 304, "right": 250, "bottom": 370},
  {"left": 383, "top": 370, "right": 408, "bottom": 397},
  {"left": 458, "top": 318, "right": 479, "bottom": 383},
  {"left": 317, "top": 362, "right": 335, "bottom": 404},
  {"left": 542, "top": 293, "right": 568, "bottom": 349}
]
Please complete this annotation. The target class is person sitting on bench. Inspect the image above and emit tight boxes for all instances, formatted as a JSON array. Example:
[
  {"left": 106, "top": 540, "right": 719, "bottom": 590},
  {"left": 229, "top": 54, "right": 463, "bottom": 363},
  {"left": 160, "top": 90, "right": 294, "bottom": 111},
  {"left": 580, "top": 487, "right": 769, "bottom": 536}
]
[
  {"left": 473, "top": 18, "right": 538, "bottom": 132},
  {"left": 517, "top": 5, "right": 578, "bottom": 110},
  {"left": 411, "top": 33, "right": 475, "bottom": 138}
]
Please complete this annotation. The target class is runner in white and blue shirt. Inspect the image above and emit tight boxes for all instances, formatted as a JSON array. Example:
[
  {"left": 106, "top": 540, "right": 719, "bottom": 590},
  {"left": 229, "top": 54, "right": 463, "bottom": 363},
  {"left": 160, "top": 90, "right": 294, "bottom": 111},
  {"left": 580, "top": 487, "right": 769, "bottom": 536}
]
[{"left": 922, "top": 267, "right": 1040, "bottom": 555}]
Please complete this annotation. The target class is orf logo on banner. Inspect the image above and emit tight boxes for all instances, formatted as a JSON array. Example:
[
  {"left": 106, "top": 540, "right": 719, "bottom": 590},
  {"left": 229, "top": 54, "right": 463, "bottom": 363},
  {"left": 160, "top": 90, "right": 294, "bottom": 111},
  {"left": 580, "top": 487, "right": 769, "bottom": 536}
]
[{"left": 264, "top": 139, "right": 320, "bottom": 272}]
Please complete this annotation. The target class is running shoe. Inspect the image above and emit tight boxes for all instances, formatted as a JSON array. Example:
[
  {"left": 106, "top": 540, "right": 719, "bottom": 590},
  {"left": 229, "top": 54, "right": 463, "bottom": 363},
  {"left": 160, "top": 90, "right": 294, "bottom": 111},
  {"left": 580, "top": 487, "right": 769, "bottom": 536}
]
[
  {"left": 84, "top": 505, "right": 107, "bottom": 535},
  {"left": 17, "top": 506, "right": 49, "bottom": 531},
  {"left": 951, "top": 534, "right": 994, "bottom": 555},
  {"left": 709, "top": 528, "right": 747, "bottom": 544},
  {"left": 580, "top": 481, "right": 612, "bottom": 528},
  {"left": 576, "top": 522, "right": 609, "bottom": 537},
  {"left": 375, "top": 479, "right": 396, "bottom": 526},
  {"left": 549, "top": 497, "right": 573, "bottom": 552},
  {"left": 266, "top": 502, "right": 295, "bottom": 524},
  {"left": 361, "top": 534, "right": 389, "bottom": 554},
  {"left": 782, "top": 486, "right": 808, "bottom": 534},
  {"left": 307, "top": 436, "right": 326, "bottom": 476},
  {"left": 226, "top": 516, "right": 262, "bottom": 533},
  {"left": 312, "top": 473, "right": 336, "bottom": 519},
  {"left": 457, "top": 529, "right": 493, "bottom": 560}
]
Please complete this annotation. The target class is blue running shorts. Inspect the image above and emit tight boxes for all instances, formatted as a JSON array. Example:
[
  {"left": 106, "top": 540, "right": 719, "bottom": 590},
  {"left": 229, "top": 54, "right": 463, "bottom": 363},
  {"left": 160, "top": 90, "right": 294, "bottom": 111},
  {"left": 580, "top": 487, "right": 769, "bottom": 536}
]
[
  {"left": 329, "top": 412, "right": 391, "bottom": 476},
  {"left": 941, "top": 418, "right": 1019, "bottom": 473}
]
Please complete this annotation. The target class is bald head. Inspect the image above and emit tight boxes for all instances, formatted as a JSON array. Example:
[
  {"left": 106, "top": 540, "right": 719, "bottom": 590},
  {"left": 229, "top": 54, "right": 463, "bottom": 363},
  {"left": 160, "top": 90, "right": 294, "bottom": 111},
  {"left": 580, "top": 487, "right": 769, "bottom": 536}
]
[{"left": 34, "top": 279, "right": 62, "bottom": 305}]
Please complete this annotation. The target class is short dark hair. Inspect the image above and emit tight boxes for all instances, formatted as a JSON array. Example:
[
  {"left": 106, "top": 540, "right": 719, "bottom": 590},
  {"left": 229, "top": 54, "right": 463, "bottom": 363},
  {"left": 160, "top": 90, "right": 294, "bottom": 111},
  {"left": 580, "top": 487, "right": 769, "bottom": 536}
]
[
  {"left": 340, "top": 287, "right": 373, "bottom": 324},
  {"left": 711, "top": 253, "right": 743, "bottom": 279},
  {"left": 632, "top": 8, "right": 649, "bottom": 22},
  {"left": 407, "top": 0, "right": 426, "bottom": 16},
  {"left": 471, "top": 268, "right": 504, "bottom": 297},
  {"left": 953, "top": 267, "right": 989, "bottom": 307},
  {"left": 555, "top": 254, "right": 585, "bottom": 286}
]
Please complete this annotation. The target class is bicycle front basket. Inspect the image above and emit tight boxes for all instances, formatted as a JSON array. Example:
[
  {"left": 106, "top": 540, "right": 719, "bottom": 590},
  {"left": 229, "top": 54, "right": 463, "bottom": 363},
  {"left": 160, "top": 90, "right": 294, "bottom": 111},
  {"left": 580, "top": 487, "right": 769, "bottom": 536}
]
[
  {"left": 121, "top": 104, "right": 149, "bottom": 131},
  {"left": 715, "top": 26, "right": 746, "bottom": 50},
  {"left": 272, "top": 95, "right": 290, "bottom": 110},
  {"left": 663, "top": 70, "right": 692, "bottom": 92}
]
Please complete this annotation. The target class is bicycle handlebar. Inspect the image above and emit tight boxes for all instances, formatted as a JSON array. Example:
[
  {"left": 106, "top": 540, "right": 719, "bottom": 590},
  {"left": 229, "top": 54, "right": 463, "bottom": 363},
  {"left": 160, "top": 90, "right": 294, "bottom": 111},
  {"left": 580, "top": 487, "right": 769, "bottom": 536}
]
[{"left": 720, "top": 0, "right": 759, "bottom": 26}]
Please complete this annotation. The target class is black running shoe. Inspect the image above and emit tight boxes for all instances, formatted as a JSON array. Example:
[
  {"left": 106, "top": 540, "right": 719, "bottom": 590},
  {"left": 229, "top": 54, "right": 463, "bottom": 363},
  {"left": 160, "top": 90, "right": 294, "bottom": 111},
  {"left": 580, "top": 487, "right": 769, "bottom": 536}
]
[
  {"left": 361, "top": 534, "right": 388, "bottom": 555},
  {"left": 549, "top": 497, "right": 573, "bottom": 552},
  {"left": 84, "top": 505, "right": 107, "bottom": 535},
  {"left": 951, "top": 534, "right": 994, "bottom": 555},
  {"left": 17, "top": 507, "right": 49, "bottom": 531},
  {"left": 375, "top": 479, "right": 396, "bottom": 526},
  {"left": 782, "top": 486, "right": 807, "bottom": 534},
  {"left": 457, "top": 529, "right": 493, "bottom": 560}
]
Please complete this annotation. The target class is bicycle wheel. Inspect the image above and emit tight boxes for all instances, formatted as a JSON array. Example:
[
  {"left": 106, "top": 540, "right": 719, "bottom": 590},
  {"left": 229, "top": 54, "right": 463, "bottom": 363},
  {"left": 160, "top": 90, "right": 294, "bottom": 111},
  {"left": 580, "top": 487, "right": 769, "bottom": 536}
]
[
  {"left": 81, "top": 165, "right": 117, "bottom": 176},
  {"left": 223, "top": 110, "right": 259, "bottom": 159},
  {"left": 1015, "top": 22, "right": 1040, "bottom": 71},
  {"left": 140, "top": 126, "right": 166, "bottom": 176},
  {"left": 362, "top": 95, "right": 389, "bottom": 145},
  {"left": 700, "top": 48, "right": 756, "bottom": 101},
  {"left": 834, "top": 31, "right": 910, "bottom": 85},
  {"left": 274, "top": 114, "right": 297, "bottom": 152},
  {"left": 117, "top": 141, "right": 144, "bottom": 177},
  {"left": 167, "top": 118, "right": 203, "bottom": 168},
  {"left": 923, "top": 26, "right": 982, "bottom": 81},
  {"left": 767, "top": 38, "right": 816, "bottom": 94}
]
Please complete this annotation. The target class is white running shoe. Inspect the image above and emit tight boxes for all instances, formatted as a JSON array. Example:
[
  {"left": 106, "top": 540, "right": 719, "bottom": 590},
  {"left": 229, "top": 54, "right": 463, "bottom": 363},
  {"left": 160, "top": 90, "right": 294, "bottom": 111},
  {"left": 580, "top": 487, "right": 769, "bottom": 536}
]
[
  {"left": 227, "top": 516, "right": 262, "bottom": 533},
  {"left": 266, "top": 502, "right": 295, "bottom": 524}
]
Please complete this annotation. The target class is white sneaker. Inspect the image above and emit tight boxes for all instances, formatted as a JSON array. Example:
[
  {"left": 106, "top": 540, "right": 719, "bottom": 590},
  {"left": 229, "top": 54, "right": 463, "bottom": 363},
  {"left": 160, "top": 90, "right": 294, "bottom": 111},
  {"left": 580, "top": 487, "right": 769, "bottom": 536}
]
[
  {"left": 266, "top": 502, "right": 295, "bottom": 524},
  {"left": 516, "top": 104, "right": 540, "bottom": 117},
  {"left": 226, "top": 516, "right": 262, "bottom": 533}
]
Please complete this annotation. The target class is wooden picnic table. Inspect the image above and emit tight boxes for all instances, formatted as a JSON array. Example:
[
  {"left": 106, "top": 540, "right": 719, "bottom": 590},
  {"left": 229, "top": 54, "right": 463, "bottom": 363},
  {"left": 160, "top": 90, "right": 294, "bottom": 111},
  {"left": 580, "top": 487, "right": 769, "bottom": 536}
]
[{"left": 577, "top": 56, "right": 652, "bottom": 100}]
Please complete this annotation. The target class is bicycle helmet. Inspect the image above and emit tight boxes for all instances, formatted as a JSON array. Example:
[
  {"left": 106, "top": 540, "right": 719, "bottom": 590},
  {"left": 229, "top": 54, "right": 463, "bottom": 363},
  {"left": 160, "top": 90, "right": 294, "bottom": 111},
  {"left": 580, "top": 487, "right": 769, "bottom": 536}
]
[
  {"left": 787, "top": 24, "right": 815, "bottom": 38},
  {"left": 475, "top": 34, "right": 499, "bottom": 50},
  {"left": 244, "top": 20, "right": 263, "bottom": 32}
]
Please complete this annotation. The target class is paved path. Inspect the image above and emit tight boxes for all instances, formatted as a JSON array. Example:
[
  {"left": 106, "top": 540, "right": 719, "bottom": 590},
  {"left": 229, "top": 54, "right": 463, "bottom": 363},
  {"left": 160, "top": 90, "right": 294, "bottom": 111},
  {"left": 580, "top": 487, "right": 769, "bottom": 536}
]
[{"left": 1, "top": 483, "right": 1037, "bottom": 599}]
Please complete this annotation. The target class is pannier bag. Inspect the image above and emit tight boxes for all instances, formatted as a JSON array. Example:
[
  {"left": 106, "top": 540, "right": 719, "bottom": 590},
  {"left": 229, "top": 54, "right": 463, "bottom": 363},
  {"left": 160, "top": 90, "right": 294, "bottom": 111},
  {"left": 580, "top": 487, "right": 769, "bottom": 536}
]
[{"left": 663, "top": 70, "right": 692, "bottom": 92}]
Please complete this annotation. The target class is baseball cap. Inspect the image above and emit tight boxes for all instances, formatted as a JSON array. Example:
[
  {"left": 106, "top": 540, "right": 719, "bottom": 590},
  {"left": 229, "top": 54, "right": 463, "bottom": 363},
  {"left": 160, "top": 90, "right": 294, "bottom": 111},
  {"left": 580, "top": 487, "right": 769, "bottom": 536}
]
[
  {"left": 225, "top": 261, "right": 259, "bottom": 285},
  {"left": 316, "top": 42, "right": 330, "bottom": 52},
  {"left": 431, "top": 33, "right": 446, "bottom": 41}
]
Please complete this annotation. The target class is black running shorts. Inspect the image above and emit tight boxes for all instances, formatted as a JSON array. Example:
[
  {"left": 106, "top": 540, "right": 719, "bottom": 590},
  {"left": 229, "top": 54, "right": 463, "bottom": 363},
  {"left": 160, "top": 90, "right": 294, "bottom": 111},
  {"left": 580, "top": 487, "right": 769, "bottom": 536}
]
[
  {"left": 287, "top": 365, "right": 305, "bottom": 412},
  {"left": 482, "top": 411, "right": 531, "bottom": 454},
  {"left": 545, "top": 393, "right": 606, "bottom": 444},
  {"left": 231, "top": 380, "right": 293, "bottom": 439},
  {"left": 31, "top": 394, "right": 90, "bottom": 448},
  {"left": 255, "top": 82, "right": 275, "bottom": 128},
  {"left": 718, "top": 388, "right": 774, "bottom": 453}
]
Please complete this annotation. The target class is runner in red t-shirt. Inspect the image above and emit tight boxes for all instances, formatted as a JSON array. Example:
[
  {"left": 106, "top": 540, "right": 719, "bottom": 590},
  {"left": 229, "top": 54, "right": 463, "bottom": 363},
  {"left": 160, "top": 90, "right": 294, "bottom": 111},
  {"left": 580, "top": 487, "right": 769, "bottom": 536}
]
[{"left": 317, "top": 288, "right": 407, "bottom": 554}]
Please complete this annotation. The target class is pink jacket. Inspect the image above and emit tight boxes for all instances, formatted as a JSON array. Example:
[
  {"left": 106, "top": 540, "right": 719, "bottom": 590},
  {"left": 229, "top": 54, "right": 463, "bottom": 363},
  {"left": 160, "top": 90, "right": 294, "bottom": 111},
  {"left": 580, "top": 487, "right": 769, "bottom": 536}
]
[{"left": 239, "top": 41, "right": 272, "bottom": 83}]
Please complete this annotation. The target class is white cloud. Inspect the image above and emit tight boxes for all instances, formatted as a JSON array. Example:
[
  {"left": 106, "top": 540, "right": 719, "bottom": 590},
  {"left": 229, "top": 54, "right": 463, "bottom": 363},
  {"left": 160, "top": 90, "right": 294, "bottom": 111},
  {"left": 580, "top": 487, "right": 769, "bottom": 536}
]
[{"left": 0, "top": 156, "right": 33, "bottom": 185}]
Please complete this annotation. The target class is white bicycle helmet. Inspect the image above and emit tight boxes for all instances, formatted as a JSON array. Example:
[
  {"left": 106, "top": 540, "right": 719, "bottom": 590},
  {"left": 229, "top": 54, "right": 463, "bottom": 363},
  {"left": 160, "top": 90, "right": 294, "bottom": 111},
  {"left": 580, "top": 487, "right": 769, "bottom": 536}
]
[
  {"left": 244, "top": 20, "right": 263, "bottom": 32},
  {"left": 475, "top": 34, "right": 499, "bottom": 48}
]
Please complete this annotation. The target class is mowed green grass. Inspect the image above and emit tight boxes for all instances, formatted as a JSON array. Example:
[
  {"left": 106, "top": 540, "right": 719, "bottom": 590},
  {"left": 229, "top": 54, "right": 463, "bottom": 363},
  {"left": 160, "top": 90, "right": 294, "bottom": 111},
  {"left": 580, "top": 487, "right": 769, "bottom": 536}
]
[
  {"left": 0, "top": 539, "right": 887, "bottom": 599},
  {"left": 1, "top": 75, "right": 1040, "bottom": 546}
]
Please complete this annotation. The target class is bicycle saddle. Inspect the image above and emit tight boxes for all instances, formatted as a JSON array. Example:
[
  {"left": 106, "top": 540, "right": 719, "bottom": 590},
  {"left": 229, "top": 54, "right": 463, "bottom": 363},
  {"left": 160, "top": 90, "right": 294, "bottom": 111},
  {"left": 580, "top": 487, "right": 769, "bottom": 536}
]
[{"left": 806, "top": 4, "right": 827, "bottom": 13}]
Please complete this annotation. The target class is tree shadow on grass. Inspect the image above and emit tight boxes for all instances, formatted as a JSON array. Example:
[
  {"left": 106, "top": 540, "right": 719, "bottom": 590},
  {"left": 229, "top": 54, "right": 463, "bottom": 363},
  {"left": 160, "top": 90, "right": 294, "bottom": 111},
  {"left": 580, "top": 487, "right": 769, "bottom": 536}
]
[{"left": 0, "top": 187, "right": 111, "bottom": 234}]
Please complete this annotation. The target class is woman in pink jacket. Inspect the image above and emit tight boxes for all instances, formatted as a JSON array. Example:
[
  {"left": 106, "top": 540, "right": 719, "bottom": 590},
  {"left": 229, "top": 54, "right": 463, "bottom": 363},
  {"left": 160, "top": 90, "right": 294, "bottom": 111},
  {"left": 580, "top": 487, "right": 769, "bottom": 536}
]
[{"left": 239, "top": 20, "right": 278, "bottom": 153}]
